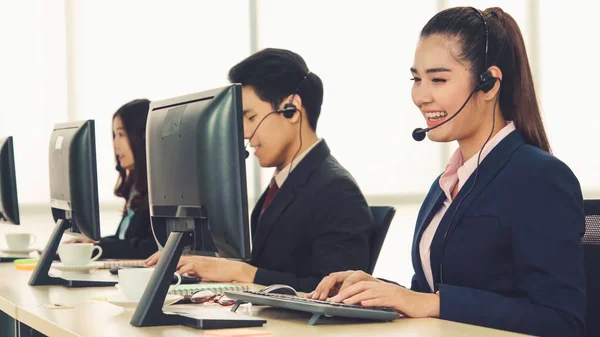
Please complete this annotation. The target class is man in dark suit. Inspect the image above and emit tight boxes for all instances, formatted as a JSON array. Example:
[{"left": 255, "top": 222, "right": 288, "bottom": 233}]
[{"left": 147, "top": 48, "right": 373, "bottom": 292}]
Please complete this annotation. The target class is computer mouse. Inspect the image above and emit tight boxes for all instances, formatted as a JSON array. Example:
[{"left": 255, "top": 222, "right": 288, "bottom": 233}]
[
  {"left": 180, "top": 274, "right": 201, "bottom": 284},
  {"left": 258, "top": 284, "right": 298, "bottom": 296}
]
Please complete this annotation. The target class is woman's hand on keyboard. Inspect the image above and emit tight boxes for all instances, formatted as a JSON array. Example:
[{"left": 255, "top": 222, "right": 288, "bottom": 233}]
[
  {"left": 308, "top": 270, "right": 380, "bottom": 301},
  {"left": 330, "top": 281, "right": 440, "bottom": 318}
]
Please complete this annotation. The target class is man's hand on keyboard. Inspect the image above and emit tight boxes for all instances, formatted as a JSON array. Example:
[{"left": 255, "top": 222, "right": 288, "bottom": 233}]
[
  {"left": 64, "top": 236, "right": 97, "bottom": 244},
  {"left": 308, "top": 270, "right": 380, "bottom": 301},
  {"left": 176, "top": 255, "right": 258, "bottom": 283},
  {"left": 144, "top": 252, "right": 256, "bottom": 282},
  {"left": 144, "top": 251, "right": 161, "bottom": 266}
]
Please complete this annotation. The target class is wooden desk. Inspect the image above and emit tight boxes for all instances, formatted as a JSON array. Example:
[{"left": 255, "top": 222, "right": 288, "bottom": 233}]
[
  {"left": 0, "top": 264, "right": 532, "bottom": 337},
  {"left": 16, "top": 301, "right": 532, "bottom": 337},
  {"left": 0, "top": 264, "right": 119, "bottom": 318}
]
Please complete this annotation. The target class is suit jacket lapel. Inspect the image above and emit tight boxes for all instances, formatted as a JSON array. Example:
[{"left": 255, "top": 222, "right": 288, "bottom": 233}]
[
  {"left": 429, "top": 131, "right": 526, "bottom": 290},
  {"left": 412, "top": 185, "right": 445, "bottom": 289},
  {"left": 250, "top": 188, "right": 268, "bottom": 244},
  {"left": 250, "top": 140, "right": 332, "bottom": 261}
]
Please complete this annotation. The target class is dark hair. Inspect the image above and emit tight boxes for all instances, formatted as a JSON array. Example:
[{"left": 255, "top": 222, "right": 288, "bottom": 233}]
[
  {"left": 421, "top": 7, "right": 551, "bottom": 153},
  {"left": 112, "top": 98, "right": 150, "bottom": 214},
  {"left": 228, "top": 48, "right": 324, "bottom": 131}
]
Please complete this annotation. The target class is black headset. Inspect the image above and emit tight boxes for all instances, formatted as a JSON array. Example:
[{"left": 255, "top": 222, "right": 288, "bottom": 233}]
[
  {"left": 412, "top": 9, "right": 498, "bottom": 142},
  {"left": 473, "top": 9, "right": 496, "bottom": 93},
  {"left": 278, "top": 71, "right": 311, "bottom": 118},
  {"left": 244, "top": 71, "right": 312, "bottom": 158},
  {"left": 437, "top": 7, "right": 500, "bottom": 286}
]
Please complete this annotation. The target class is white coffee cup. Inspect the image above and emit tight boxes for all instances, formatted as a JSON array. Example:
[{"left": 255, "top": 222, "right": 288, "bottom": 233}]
[
  {"left": 5, "top": 233, "right": 36, "bottom": 251},
  {"left": 118, "top": 268, "right": 182, "bottom": 301},
  {"left": 58, "top": 243, "right": 102, "bottom": 266}
]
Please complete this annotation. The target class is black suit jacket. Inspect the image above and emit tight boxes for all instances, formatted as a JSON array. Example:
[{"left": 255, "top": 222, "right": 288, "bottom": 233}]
[
  {"left": 98, "top": 207, "right": 158, "bottom": 259},
  {"left": 250, "top": 140, "right": 373, "bottom": 292}
]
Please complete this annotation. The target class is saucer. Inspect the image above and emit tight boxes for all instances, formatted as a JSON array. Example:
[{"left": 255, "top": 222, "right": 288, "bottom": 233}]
[
  {"left": 105, "top": 294, "right": 182, "bottom": 310},
  {"left": 0, "top": 248, "right": 37, "bottom": 255},
  {"left": 51, "top": 262, "right": 104, "bottom": 273}
]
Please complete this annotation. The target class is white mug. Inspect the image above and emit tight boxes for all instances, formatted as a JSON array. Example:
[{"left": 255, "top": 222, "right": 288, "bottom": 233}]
[
  {"left": 118, "top": 268, "right": 182, "bottom": 301},
  {"left": 58, "top": 243, "right": 102, "bottom": 266},
  {"left": 5, "top": 233, "right": 36, "bottom": 251}
]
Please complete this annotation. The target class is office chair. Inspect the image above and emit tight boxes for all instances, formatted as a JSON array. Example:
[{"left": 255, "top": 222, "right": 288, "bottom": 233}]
[
  {"left": 367, "top": 206, "right": 396, "bottom": 274},
  {"left": 583, "top": 199, "right": 600, "bottom": 337}
]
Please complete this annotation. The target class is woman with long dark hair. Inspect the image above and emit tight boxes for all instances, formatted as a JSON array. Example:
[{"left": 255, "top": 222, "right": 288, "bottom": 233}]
[
  {"left": 68, "top": 99, "right": 157, "bottom": 259},
  {"left": 309, "top": 7, "right": 586, "bottom": 337}
]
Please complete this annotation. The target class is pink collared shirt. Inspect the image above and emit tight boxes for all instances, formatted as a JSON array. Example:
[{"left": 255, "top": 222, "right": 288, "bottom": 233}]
[{"left": 419, "top": 121, "right": 516, "bottom": 292}]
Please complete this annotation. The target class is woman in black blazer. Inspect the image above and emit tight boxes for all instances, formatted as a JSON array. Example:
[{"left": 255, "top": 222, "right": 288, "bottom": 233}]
[
  {"left": 309, "top": 6, "right": 586, "bottom": 337},
  {"left": 67, "top": 99, "right": 157, "bottom": 259}
]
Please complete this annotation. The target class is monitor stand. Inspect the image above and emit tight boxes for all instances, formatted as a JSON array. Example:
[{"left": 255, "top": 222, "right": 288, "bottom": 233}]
[
  {"left": 130, "top": 231, "right": 266, "bottom": 329},
  {"left": 28, "top": 219, "right": 117, "bottom": 287}
]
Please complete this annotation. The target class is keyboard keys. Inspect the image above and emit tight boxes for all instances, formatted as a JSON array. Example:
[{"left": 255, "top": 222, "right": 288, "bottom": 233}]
[
  {"left": 244, "top": 291, "right": 395, "bottom": 312},
  {"left": 226, "top": 290, "right": 401, "bottom": 322}
]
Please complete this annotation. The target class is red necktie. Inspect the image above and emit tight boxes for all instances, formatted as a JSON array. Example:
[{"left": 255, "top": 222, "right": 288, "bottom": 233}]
[{"left": 261, "top": 178, "right": 279, "bottom": 214}]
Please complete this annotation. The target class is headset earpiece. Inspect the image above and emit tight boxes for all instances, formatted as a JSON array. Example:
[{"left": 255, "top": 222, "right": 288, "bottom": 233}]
[
  {"left": 476, "top": 70, "right": 497, "bottom": 93},
  {"left": 279, "top": 72, "right": 310, "bottom": 119},
  {"left": 279, "top": 103, "right": 297, "bottom": 119}
]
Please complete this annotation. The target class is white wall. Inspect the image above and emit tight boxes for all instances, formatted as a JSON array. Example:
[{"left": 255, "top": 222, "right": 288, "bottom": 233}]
[
  {"left": 69, "top": 0, "right": 251, "bottom": 204},
  {"left": 0, "top": 1, "right": 68, "bottom": 204},
  {"left": 539, "top": 1, "right": 600, "bottom": 196}
]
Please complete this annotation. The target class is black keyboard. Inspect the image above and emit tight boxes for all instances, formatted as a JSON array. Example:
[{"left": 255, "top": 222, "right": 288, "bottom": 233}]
[{"left": 225, "top": 290, "right": 400, "bottom": 325}]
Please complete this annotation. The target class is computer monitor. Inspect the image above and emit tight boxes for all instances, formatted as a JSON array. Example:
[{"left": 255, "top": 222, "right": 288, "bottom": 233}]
[
  {"left": 146, "top": 85, "right": 251, "bottom": 259},
  {"left": 48, "top": 120, "right": 101, "bottom": 240},
  {"left": 29, "top": 120, "right": 115, "bottom": 287},
  {"left": 131, "top": 84, "right": 263, "bottom": 329},
  {"left": 0, "top": 136, "right": 20, "bottom": 225}
]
